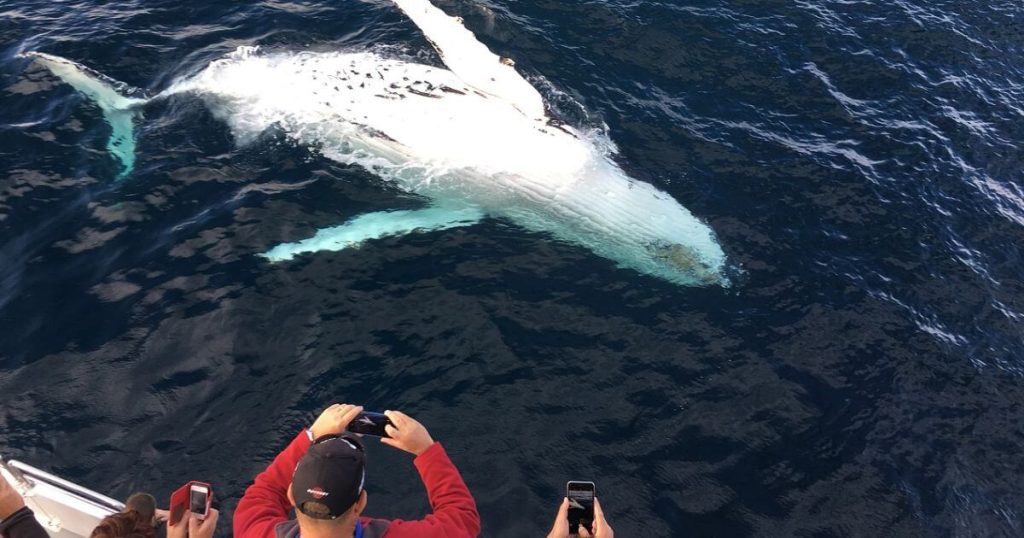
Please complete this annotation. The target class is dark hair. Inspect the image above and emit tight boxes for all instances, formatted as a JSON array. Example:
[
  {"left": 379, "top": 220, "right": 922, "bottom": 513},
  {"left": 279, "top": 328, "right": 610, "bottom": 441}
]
[
  {"left": 298, "top": 501, "right": 334, "bottom": 519},
  {"left": 124, "top": 493, "right": 156, "bottom": 524},
  {"left": 90, "top": 510, "right": 155, "bottom": 538}
]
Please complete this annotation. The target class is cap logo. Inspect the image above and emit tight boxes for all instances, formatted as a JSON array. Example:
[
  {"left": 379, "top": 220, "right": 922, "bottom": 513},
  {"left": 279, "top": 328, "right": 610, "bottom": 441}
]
[{"left": 307, "top": 486, "right": 329, "bottom": 499}]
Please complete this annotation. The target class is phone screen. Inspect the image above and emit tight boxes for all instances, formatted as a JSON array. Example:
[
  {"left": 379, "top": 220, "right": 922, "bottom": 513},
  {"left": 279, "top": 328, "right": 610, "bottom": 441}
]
[
  {"left": 189, "top": 486, "right": 209, "bottom": 515},
  {"left": 346, "top": 412, "right": 393, "bottom": 438},
  {"left": 567, "top": 481, "right": 595, "bottom": 534}
]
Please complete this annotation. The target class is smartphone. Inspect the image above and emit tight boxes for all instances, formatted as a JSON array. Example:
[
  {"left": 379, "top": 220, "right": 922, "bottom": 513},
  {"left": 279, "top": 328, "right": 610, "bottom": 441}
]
[
  {"left": 189, "top": 482, "right": 211, "bottom": 520},
  {"left": 346, "top": 412, "right": 393, "bottom": 438},
  {"left": 567, "top": 481, "right": 595, "bottom": 535}
]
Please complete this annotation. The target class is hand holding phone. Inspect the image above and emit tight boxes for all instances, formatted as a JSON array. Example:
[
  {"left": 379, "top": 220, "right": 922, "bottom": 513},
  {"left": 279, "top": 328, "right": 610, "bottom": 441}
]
[
  {"left": 187, "top": 507, "right": 220, "bottom": 538},
  {"left": 189, "top": 483, "right": 211, "bottom": 520},
  {"left": 169, "top": 481, "right": 213, "bottom": 526},
  {"left": 310, "top": 404, "right": 365, "bottom": 440},
  {"left": 566, "top": 481, "right": 596, "bottom": 535},
  {"left": 584, "top": 497, "right": 613, "bottom": 538},
  {"left": 346, "top": 411, "right": 393, "bottom": 438},
  {"left": 548, "top": 486, "right": 614, "bottom": 538},
  {"left": 380, "top": 410, "right": 435, "bottom": 456}
]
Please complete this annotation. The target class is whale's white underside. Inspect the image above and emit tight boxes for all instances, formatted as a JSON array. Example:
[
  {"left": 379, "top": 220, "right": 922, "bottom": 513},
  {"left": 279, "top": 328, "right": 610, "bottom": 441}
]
[{"left": 25, "top": 0, "right": 727, "bottom": 285}]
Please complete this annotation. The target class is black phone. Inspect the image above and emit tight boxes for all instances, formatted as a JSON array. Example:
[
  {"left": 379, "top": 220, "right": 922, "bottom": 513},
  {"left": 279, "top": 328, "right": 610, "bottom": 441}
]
[
  {"left": 566, "top": 481, "right": 595, "bottom": 534},
  {"left": 346, "top": 411, "right": 393, "bottom": 438}
]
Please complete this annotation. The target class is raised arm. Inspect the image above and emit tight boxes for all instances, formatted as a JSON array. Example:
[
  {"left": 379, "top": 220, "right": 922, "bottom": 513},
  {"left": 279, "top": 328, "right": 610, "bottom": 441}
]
[{"left": 379, "top": 411, "right": 480, "bottom": 537}]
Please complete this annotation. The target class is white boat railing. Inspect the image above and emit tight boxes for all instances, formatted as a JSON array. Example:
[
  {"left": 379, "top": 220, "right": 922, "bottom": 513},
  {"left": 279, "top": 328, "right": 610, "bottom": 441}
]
[{"left": 1, "top": 456, "right": 121, "bottom": 538}]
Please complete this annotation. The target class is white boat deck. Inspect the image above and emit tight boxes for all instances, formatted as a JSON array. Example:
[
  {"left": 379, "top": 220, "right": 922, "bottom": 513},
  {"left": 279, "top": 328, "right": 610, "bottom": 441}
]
[{"left": 1, "top": 457, "right": 121, "bottom": 538}]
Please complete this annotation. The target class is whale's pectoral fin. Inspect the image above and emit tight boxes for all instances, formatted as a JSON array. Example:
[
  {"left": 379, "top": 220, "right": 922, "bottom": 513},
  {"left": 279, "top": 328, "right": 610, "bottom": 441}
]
[
  {"left": 391, "top": 0, "right": 547, "bottom": 122},
  {"left": 260, "top": 205, "right": 485, "bottom": 262}
]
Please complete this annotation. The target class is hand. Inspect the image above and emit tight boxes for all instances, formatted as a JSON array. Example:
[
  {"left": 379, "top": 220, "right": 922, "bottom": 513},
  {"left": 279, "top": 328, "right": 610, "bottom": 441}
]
[
  {"left": 546, "top": 497, "right": 570, "bottom": 538},
  {"left": 0, "top": 473, "right": 26, "bottom": 519},
  {"left": 381, "top": 410, "right": 435, "bottom": 456},
  {"left": 166, "top": 512, "right": 188, "bottom": 538},
  {"left": 310, "top": 404, "right": 364, "bottom": 440},
  {"left": 579, "top": 498, "right": 613, "bottom": 538},
  {"left": 546, "top": 497, "right": 614, "bottom": 538},
  {"left": 154, "top": 508, "right": 169, "bottom": 524},
  {"left": 188, "top": 508, "right": 219, "bottom": 538}
]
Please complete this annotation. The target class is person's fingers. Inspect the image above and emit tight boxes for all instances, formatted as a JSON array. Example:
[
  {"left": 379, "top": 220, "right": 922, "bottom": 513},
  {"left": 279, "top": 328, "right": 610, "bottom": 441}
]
[
  {"left": 384, "top": 410, "right": 403, "bottom": 428},
  {"left": 396, "top": 410, "right": 416, "bottom": 424},
  {"left": 548, "top": 497, "right": 569, "bottom": 535},
  {"left": 200, "top": 509, "right": 220, "bottom": 533},
  {"left": 154, "top": 509, "right": 169, "bottom": 522},
  {"left": 579, "top": 527, "right": 592, "bottom": 537},
  {"left": 384, "top": 424, "right": 400, "bottom": 438},
  {"left": 556, "top": 497, "right": 569, "bottom": 520},
  {"left": 324, "top": 403, "right": 342, "bottom": 417},
  {"left": 338, "top": 405, "right": 363, "bottom": 427},
  {"left": 379, "top": 436, "right": 400, "bottom": 449},
  {"left": 593, "top": 497, "right": 606, "bottom": 525}
]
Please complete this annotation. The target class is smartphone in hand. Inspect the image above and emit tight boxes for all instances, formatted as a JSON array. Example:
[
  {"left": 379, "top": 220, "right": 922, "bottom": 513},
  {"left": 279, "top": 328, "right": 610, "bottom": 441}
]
[
  {"left": 346, "top": 411, "right": 393, "bottom": 438},
  {"left": 567, "top": 481, "right": 595, "bottom": 534},
  {"left": 170, "top": 481, "right": 213, "bottom": 526},
  {"left": 189, "top": 482, "right": 212, "bottom": 520}
]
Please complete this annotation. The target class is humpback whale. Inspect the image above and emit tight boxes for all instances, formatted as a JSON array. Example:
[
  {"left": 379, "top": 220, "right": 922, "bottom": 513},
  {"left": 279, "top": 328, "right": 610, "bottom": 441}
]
[{"left": 24, "top": 0, "right": 728, "bottom": 286}]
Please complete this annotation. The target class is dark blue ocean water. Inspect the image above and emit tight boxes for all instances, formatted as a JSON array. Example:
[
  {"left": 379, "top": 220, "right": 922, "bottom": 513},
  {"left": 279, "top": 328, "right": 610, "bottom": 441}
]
[{"left": 2, "top": 0, "right": 1023, "bottom": 536}]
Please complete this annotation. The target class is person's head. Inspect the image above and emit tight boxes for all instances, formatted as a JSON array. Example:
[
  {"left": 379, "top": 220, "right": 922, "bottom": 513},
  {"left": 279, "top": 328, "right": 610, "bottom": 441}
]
[
  {"left": 124, "top": 493, "right": 156, "bottom": 525},
  {"left": 90, "top": 510, "right": 154, "bottom": 538},
  {"left": 287, "top": 433, "right": 368, "bottom": 532}
]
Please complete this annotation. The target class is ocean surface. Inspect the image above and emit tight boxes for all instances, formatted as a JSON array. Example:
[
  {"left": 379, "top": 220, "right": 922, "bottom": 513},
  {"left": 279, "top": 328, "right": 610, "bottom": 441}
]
[{"left": 2, "top": 0, "right": 1023, "bottom": 536}]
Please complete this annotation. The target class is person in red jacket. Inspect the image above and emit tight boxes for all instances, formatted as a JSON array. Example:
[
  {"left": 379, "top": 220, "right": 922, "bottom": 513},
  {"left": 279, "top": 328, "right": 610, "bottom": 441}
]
[{"left": 234, "top": 403, "right": 480, "bottom": 538}]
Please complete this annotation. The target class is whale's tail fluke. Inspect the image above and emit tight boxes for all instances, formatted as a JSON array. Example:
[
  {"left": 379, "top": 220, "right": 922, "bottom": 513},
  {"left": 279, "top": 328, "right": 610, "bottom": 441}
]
[{"left": 24, "top": 52, "right": 148, "bottom": 178}]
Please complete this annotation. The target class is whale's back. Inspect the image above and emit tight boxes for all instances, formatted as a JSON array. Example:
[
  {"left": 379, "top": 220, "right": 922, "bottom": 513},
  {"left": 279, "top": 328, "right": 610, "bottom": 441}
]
[{"left": 172, "top": 50, "right": 591, "bottom": 192}]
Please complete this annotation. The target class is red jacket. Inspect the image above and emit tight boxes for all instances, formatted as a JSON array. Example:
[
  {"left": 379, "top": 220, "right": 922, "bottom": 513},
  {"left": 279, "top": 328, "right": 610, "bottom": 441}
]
[{"left": 233, "top": 431, "right": 480, "bottom": 538}]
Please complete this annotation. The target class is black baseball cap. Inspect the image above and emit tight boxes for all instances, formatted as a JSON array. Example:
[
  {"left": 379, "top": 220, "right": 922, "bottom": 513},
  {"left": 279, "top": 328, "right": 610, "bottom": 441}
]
[{"left": 291, "top": 433, "right": 366, "bottom": 519}]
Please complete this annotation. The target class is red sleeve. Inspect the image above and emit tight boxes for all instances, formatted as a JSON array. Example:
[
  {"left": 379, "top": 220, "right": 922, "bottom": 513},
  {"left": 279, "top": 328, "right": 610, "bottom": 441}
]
[
  {"left": 383, "top": 443, "right": 480, "bottom": 538},
  {"left": 233, "top": 431, "right": 312, "bottom": 538}
]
